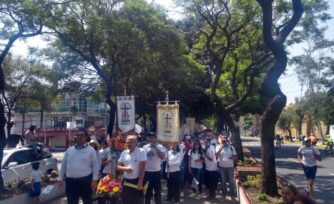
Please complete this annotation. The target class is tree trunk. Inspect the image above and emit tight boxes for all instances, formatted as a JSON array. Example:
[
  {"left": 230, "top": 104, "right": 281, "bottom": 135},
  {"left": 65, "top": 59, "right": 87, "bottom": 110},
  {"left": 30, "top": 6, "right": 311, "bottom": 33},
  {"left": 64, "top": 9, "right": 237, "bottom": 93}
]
[
  {"left": 326, "top": 124, "right": 330, "bottom": 135},
  {"left": 288, "top": 129, "right": 292, "bottom": 141},
  {"left": 297, "top": 116, "right": 303, "bottom": 136},
  {"left": 216, "top": 113, "right": 225, "bottom": 133},
  {"left": 0, "top": 102, "right": 7, "bottom": 193},
  {"left": 316, "top": 119, "right": 325, "bottom": 140},
  {"left": 227, "top": 115, "right": 244, "bottom": 162},
  {"left": 106, "top": 99, "right": 116, "bottom": 136},
  {"left": 6, "top": 111, "right": 13, "bottom": 138},
  {"left": 306, "top": 117, "right": 311, "bottom": 136},
  {"left": 216, "top": 101, "right": 244, "bottom": 162},
  {"left": 260, "top": 95, "right": 286, "bottom": 196},
  {"left": 40, "top": 108, "right": 44, "bottom": 143},
  {"left": 22, "top": 112, "right": 26, "bottom": 136}
]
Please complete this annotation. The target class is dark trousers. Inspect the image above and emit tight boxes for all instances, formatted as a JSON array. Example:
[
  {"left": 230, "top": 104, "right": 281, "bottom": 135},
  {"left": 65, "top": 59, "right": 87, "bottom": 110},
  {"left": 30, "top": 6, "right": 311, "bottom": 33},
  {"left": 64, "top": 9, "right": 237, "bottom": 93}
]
[
  {"left": 205, "top": 170, "right": 217, "bottom": 198},
  {"left": 191, "top": 167, "right": 203, "bottom": 193},
  {"left": 144, "top": 171, "right": 161, "bottom": 204},
  {"left": 65, "top": 174, "right": 92, "bottom": 204},
  {"left": 167, "top": 171, "right": 181, "bottom": 202},
  {"left": 122, "top": 178, "right": 144, "bottom": 204},
  {"left": 161, "top": 161, "right": 167, "bottom": 180}
]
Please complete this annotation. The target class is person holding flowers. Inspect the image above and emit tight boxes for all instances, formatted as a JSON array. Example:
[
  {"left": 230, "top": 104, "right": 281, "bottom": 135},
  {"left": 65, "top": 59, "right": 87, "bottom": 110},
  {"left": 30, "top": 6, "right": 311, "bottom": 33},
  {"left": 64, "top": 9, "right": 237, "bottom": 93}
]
[{"left": 117, "top": 135, "right": 147, "bottom": 204}]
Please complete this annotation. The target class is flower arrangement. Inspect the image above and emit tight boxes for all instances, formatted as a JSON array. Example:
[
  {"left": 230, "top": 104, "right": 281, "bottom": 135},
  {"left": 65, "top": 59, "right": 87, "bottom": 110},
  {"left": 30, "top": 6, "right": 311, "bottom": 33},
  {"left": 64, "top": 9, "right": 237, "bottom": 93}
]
[{"left": 96, "top": 175, "right": 122, "bottom": 202}]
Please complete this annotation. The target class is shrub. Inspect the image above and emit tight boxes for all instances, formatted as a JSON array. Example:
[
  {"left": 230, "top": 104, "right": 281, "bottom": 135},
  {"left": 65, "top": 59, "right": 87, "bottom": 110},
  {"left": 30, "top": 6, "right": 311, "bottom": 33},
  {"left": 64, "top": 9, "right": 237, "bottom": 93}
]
[{"left": 257, "top": 193, "right": 268, "bottom": 201}]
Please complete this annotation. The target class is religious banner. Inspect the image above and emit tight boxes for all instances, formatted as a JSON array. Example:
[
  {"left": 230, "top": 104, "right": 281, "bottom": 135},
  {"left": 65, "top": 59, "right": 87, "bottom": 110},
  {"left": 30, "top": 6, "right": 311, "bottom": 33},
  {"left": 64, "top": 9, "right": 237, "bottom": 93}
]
[
  {"left": 186, "top": 117, "right": 196, "bottom": 135},
  {"left": 117, "top": 96, "right": 135, "bottom": 133},
  {"left": 157, "top": 103, "right": 180, "bottom": 146}
]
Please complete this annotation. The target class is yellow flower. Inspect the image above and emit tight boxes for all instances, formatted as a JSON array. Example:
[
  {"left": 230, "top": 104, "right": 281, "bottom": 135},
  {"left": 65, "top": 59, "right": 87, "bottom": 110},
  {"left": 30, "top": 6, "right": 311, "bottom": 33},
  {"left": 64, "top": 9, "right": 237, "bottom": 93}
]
[{"left": 113, "top": 186, "right": 119, "bottom": 192}]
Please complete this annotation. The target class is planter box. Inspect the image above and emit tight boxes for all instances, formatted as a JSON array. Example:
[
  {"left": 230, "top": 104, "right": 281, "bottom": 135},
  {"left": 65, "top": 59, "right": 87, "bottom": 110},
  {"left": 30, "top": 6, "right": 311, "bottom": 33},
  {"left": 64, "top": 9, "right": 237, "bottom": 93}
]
[
  {"left": 0, "top": 184, "right": 65, "bottom": 204},
  {"left": 236, "top": 178, "right": 251, "bottom": 204}
]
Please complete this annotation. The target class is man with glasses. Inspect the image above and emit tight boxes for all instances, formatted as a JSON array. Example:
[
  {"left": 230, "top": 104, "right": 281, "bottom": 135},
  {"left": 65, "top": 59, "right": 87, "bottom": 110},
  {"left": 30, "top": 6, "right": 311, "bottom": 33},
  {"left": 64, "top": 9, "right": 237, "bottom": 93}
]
[
  {"left": 58, "top": 129, "right": 99, "bottom": 204},
  {"left": 117, "top": 135, "right": 147, "bottom": 204},
  {"left": 216, "top": 136, "right": 237, "bottom": 201}
]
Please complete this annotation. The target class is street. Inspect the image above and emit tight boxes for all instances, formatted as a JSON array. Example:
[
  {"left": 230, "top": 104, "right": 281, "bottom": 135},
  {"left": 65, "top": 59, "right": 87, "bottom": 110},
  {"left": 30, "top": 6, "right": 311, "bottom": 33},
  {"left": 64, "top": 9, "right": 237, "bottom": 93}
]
[{"left": 244, "top": 137, "right": 334, "bottom": 204}]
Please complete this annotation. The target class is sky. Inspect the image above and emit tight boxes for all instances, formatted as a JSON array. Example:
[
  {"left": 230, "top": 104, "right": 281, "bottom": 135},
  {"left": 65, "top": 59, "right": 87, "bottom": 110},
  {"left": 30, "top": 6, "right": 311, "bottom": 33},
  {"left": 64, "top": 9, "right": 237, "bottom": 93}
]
[{"left": 11, "top": 0, "right": 334, "bottom": 104}]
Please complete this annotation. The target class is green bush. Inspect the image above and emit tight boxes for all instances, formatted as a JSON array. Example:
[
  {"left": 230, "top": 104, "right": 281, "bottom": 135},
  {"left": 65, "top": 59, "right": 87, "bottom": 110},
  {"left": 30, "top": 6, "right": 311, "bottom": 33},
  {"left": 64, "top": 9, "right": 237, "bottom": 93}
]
[{"left": 257, "top": 193, "right": 268, "bottom": 201}]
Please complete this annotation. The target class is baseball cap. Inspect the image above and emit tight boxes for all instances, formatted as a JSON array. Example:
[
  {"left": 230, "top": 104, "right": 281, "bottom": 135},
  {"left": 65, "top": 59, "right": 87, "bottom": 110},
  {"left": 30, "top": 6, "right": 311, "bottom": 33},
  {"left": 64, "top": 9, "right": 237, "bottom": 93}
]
[
  {"left": 148, "top": 131, "right": 157, "bottom": 137},
  {"left": 304, "top": 137, "right": 311, "bottom": 142}
]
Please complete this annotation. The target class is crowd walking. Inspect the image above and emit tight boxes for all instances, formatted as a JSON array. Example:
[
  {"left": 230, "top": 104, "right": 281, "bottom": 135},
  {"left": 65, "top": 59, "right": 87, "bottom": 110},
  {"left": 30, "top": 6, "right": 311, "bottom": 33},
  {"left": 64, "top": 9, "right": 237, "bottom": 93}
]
[{"left": 55, "top": 127, "right": 325, "bottom": 204}]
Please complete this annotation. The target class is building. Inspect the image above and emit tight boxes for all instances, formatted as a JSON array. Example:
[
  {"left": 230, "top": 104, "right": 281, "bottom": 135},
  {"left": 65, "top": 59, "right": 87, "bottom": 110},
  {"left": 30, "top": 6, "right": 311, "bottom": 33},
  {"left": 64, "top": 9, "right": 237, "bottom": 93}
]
[{"left": 12, "top": 98, "right": 109, "bottom": 149}]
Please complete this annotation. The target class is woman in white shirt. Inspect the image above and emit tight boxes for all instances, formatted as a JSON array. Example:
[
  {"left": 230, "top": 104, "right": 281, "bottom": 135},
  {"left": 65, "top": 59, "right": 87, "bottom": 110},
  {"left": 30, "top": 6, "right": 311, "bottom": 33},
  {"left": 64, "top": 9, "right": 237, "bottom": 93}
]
[
  {"left": 188, "top": 140, "right": 204, "bottom": 194},
  {"left": 166, "top": 144, "right": 184, "bottom": 203}
]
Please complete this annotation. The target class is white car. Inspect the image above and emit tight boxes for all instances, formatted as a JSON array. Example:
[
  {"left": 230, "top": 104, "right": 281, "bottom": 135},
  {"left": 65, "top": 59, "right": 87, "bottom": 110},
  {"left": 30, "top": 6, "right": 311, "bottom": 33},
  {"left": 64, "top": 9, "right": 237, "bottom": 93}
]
[{"left": 1, "top": 145, "right": 58, "bottom": 185}]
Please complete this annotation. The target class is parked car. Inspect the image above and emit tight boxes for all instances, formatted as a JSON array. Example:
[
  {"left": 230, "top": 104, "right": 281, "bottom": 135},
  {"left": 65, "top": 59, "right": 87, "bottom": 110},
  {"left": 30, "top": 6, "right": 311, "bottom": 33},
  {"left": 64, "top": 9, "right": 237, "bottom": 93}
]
[{"left": 1, "top": 144, "right": 58, "bottom": 185}]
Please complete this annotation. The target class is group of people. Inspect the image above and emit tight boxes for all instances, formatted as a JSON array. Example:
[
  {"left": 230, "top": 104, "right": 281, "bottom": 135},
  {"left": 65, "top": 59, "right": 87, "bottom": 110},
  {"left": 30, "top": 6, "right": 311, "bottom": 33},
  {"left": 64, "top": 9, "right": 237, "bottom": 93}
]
[
  {"left": 57, "top": 128, "right": 238, "bottom": 204},
  {"left": 56, "top": 127, "right": 325, "bottom": 204}
]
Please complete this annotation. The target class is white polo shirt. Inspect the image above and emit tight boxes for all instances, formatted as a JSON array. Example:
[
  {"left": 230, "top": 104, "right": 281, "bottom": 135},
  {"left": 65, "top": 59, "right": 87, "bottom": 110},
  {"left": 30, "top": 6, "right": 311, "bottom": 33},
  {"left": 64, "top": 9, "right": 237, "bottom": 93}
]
[
  {"left": 118, "top": 147, "right": 147, "bottom": 179},
  {"left": 216, "top": 144, "right": 236, "bottom": 168},
  {"left": 143, "top": 143, "right": 166, "bottom": 172},
  {"left": 205, "top": 145, "right": 217, "bottom": 171},
  {"left": 59, "top": 144, "right": 99, "bottom": 181}
]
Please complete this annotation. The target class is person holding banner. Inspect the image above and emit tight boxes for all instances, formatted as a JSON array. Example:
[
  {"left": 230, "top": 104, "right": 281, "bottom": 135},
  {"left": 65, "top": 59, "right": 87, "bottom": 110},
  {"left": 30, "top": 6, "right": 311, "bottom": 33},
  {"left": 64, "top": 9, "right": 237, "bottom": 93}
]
[
  {"left": 143, "top": 132, "right": 166, "bottom": 204},
  {"left": 117, "top": 135, "right": 147, "bottom": 204},
  {"left": 165, "top": 144, "right": 184, "bottom": 204},
  {"left": 204, "top": 137, "right": 218, "bottom": 200}
]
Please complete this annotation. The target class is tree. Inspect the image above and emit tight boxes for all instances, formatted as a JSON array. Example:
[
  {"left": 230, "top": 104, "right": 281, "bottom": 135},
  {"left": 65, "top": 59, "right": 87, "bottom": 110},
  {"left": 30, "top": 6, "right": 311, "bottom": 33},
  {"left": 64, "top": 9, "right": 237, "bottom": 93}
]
[
  {"left": 256, "top": 0, "right": 303, "bottom": 196},
  {"left": 277, "top": 106, "right": 293, "bottom": 141},
  {"left": 177, "top": 0, "right": 272, "bottom": 161},
  {"left": 0, "top": 0, "right": 43, "bottom": 193}
]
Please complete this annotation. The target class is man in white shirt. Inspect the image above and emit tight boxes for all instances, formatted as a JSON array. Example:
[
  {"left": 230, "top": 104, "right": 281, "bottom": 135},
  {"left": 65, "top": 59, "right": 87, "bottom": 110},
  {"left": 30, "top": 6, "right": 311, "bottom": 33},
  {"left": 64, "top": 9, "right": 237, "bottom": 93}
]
[
  {"left": 216, "top": 136, "right": 237, "bottom": 201},
  {"left": 204, "top": 137, "right": 218, "bottom": 200},
  {"left": 58, "top": 129, "right": 99, "bottom": 204},
  {"left": 117, "top": 135, "right": 147, "bottom": 204},
  {"left": 143, "top": 132, "right": 165, "bottom": 204}
]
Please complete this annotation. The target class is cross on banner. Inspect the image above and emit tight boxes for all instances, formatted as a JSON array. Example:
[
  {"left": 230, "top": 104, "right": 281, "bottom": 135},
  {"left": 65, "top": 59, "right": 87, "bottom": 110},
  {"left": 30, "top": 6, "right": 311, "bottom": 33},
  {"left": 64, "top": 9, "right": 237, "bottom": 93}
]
[
  {"left": 164, "top": 112, "right": 172, "bottom": 129},
  {"left": 120, "top": 102, "right": 131, "bottom": 119}
]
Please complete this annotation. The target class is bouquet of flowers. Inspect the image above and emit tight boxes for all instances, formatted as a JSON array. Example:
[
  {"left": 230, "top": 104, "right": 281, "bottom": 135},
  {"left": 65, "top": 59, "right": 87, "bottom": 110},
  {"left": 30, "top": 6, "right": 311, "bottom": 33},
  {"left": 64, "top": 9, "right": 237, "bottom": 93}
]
[{"left": 96, "top": 175, "right": 122, "bottom": 203}]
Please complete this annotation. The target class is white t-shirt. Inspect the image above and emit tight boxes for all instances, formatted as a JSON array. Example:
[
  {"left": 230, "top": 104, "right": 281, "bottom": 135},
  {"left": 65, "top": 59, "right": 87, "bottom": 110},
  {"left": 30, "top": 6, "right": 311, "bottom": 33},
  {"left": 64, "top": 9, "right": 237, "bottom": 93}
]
[
  {"left": 31, "top": 170, "right": 43, "bottom": 183},
  {"left": 189, "top": 150, "right": 203, "bottom": 169},
  {"left": 298, "top": 146, "right": 320, "bottom": 167},
  {"left": 167, "top": 150, "right": 184, "bottom": 173},
  {"left": 118, "top": 147, "right": 147, "bottom": 179},
  {"left": 143, "top": 143, "right": 166, "bottom": 172},
  {"left": 216, "top": 144, "right": 236, "bottom": 168},
  {"left": 205, "top": 145, "right": 217, "bottom": 171}
]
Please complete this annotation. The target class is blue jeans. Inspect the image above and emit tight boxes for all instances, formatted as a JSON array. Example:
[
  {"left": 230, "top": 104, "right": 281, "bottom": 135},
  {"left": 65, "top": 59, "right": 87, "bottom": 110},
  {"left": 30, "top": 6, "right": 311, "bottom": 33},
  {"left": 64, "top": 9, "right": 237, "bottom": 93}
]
[
  {"left": 191, "top": 167, "right": 203, "bottom": 193},
  {"left": 218, "top": 166, "right": 235, "bottom": 197}
]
